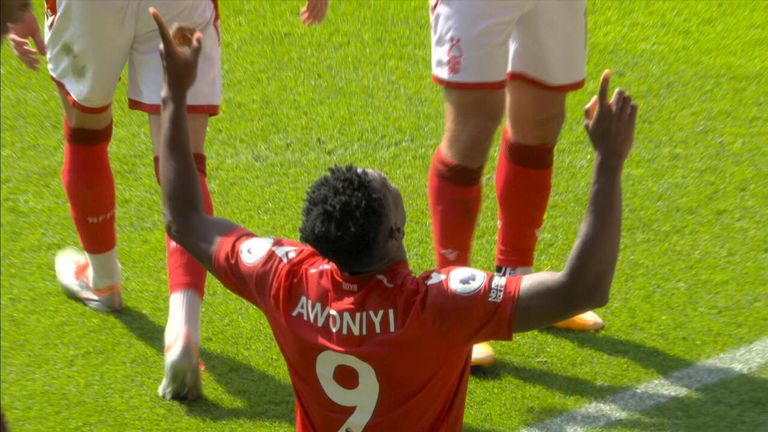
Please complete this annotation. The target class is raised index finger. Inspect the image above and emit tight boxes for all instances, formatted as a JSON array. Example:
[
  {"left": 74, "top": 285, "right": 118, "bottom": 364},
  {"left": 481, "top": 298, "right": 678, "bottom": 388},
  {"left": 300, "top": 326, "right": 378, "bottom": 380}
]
[
  {"left": 149, "top": 7, "right": 174, "bottom": 52},
  {"left": 598, "top": 69, "right": 612, "bottom": 106}
]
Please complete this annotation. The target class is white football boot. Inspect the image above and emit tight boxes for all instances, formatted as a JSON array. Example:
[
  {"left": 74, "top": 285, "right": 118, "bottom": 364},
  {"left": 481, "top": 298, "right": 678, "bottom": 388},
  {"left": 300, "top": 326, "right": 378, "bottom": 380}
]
[
  {"left": 158, "top": 330, "right": 203, "bottom": 400},
  {"left": 55, "top": 248, "right": 123, "bottom": 312}
]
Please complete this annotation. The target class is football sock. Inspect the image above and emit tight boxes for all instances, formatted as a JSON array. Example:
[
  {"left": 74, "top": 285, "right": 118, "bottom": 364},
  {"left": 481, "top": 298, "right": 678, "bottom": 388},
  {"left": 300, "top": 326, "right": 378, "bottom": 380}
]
[
  {"left": 428, "top": 147, "right": 483, "bottom": 268},
  {"left": 165, "top": 288, "right": 202, "bottom": 349},
  {"left": 154, "top": 153, "right": 213, "bottom": 299},
  {"left": 86, "top": 249, "right": 121, "bottom": 289},
  {"left": 62, "top": 119, "right": 120, "bottom": 288},
  {"left": 495, "top": 127, "right": 554, "bottom": 268}
]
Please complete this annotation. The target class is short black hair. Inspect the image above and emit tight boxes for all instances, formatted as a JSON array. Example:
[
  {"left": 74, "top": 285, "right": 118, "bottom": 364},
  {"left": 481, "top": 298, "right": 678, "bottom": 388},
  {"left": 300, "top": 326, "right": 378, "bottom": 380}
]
[{"left": 300, "top": 165, "right": 385, "bottom": 271}]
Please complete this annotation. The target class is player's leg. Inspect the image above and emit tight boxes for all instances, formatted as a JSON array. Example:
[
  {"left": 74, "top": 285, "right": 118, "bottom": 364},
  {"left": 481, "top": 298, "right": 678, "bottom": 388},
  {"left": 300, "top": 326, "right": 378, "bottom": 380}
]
[
  {"left": 429, "top": 0, "right": 525, "bottom": 269},
  {"left": 46, "top": 0, "right": 134, "bottom": 312},
  {"left": 495, "top": 82, "right": 565, "bottom": 274},
  {"left": 150, "top": 113, "right": 211, "bottom": 400},
  {"left": 129, "top": 0, "right": 221, "bottom": 399},
  {"left": 495, "top": 0, "right": 602, "bottom": 330},
  {"left": 429, "top": 0, "right": 530, "bottom": 367},
  {"left": 429, "top": 89, "right": 504, "bottom": 268}
]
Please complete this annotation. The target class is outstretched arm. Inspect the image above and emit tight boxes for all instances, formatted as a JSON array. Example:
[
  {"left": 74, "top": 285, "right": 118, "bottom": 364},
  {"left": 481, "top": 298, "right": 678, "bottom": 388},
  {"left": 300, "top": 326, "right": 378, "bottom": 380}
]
[
  {"left": 513, "top": 70, "right": 638, "bottom": 333},
  {"left": 151, "top": 8, "right": 237, "bottom": 272}
]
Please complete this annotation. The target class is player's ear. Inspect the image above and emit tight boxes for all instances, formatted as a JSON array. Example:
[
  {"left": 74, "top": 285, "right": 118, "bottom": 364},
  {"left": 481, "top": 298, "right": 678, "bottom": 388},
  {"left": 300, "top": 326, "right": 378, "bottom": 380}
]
[{"left": 389, "top": 225, "right": 404, "bottom": 242}]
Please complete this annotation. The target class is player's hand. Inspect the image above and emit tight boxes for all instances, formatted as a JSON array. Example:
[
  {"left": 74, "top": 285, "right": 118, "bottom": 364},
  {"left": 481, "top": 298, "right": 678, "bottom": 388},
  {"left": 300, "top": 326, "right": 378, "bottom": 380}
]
[
  {"left": 584, "top": 70, "right": 638, "bottom": 163},
  {"left": 149, "top": 7, "right": 202, "bottom": 98},
  {"left": 300, "top": 0, "right": 328, "bottom": 25},
  {"left": 7, "top": 9, "right": 46, "bottom": 71}
]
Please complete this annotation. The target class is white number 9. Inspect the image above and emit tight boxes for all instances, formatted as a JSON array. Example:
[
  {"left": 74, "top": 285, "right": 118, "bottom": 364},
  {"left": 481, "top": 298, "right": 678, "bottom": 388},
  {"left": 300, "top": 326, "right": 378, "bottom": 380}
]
[{"left": 316, "top": 350, "right": 380, "bottom": 432}]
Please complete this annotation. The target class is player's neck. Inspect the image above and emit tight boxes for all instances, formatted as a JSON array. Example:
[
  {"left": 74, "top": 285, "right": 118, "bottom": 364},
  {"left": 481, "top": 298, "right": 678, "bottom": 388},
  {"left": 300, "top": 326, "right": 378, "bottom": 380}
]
[{"left": 341, "top": 248, "right": 407, "bottom": 276}]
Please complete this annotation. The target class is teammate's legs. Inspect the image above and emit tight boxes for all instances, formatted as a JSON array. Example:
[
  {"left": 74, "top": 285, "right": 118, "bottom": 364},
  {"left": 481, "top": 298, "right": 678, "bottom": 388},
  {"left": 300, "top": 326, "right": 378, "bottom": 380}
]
[
  {"left": 429, "top": 0, "right": 530, "bottom": 366},
  {"left": 150, "top": 114, "right": 212, "bottom": 400},
  {"left": 56, "top": 91, "right": 122, "bottom": 307},
  {"left": 428, "top": 0, "right": 524, "bottom": 269},
  {"left": 429, "top": 89, "right": 504, "bottom": 268},
  {"left": 47, "top": 0, "right": 134, "bottom": 311},
  {"left": 495, "top": 0, "right": 602, "bottom": 330},
  {"left": 495, "top": 81, "right": 564, "bottom": 271},
  {"left": 130, "top": 0, "right": 221, "bottom": 399}
]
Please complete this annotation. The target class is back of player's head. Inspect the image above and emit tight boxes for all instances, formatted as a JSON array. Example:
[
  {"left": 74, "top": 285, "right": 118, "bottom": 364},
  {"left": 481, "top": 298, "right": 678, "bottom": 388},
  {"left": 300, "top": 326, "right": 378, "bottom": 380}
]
[{"left": 300, "top": 165, "right": 385, "bottom": 272}]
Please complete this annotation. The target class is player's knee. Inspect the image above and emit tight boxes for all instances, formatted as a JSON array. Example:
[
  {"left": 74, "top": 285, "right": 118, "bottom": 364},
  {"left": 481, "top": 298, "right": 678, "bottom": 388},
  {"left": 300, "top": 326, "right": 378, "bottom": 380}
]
[
  {"left": 510, "top": 108, "right": 565, "bottom": 144},
  {"left": 65, "top": 110, "right": 114, "bottom": 130}
]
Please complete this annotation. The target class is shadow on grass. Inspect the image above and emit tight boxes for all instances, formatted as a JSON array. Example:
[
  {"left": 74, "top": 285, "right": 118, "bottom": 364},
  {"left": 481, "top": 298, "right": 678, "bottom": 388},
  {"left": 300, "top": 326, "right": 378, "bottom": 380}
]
[
  {"left": 476, "top": 330, "right": 768, "bottom": 430},
  {"left": 113, "top": 306, "right": 295, "bottom": 424}
]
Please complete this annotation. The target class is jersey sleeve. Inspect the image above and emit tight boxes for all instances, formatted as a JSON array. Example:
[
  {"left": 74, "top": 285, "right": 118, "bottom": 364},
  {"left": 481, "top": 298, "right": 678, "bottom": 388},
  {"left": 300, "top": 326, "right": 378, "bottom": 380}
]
[
  {"left": 421, "top": 266, "right": 521, "bottom": 344},
  {"left": 212, "top": 226, "right": 304, "bottom": 311}
]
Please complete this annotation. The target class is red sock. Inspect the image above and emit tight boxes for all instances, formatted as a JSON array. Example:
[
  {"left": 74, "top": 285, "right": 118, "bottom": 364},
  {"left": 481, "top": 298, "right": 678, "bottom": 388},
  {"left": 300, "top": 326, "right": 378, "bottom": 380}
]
[
  {"left": 428, "top": 148, "right": 483, "bottom": 268},
  {"left": 495, "top": 127, "right": 555, "bottom": 267},
  {"left": 154, "top": 154, "right": 214, "bottom": 299},
  {"left": 61, "top": 120, "right": 116, "bottom": 254}
]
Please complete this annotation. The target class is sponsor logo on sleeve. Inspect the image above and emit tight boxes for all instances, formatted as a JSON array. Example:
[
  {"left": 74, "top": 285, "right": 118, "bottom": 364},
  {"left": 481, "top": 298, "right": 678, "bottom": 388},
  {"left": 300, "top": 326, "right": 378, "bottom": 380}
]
[
  {"left": 448, "top": 267, "right": 486, "bottom": 296},
  {"left": 488, "top": 275, "right": 505, "bottom": 303},
  {"left": 426, "top": 271, "right": 447, "bottom": 285},
  {"left": 239, "top": 237, "right": 274, "bottom": 266},
  {"left": 273, "top": 245, "right": 298, "bottom": 263}
]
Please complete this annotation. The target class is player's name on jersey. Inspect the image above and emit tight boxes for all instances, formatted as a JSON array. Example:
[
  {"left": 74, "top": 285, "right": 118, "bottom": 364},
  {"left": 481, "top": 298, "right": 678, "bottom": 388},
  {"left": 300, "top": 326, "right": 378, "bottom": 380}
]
[{"left": 291, "top": 295, "right": 396, "bottom": 336}]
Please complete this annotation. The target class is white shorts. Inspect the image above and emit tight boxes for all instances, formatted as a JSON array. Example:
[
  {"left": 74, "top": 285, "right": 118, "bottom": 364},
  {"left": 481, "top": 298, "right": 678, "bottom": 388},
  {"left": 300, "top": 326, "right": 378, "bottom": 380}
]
[
  {"left": 430, "top": 0, "right": 586, "bottom": 91},
  {"left": 45, "top": 0, "right": 221, "bottom": 115}
]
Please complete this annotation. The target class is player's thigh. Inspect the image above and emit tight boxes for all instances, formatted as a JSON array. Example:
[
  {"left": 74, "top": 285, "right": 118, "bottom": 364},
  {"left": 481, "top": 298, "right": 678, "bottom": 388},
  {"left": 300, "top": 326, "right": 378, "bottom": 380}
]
[
  {"left": 505, "top": 81, "right": 567, "bottom": 145},
  {"left": 149, "top": 114, "right": 209, "bottom": 156},
  {"left": 45, "top": 0, "right": 134, "bottom": 117},
  {"left": 431, "top": 0, "right": 533, "bottom": 88},
  {"left": 129, "top": 0, "right": 221, "bottom": 116},
  {"left": 507, "top": 0, "right": 587, "bottom": 90},
  {"left": 441, "top": 88, "right": 505, "bottom": 167},
  {"left": 56, "top": 87, "right": 113, "bottom": 130}
]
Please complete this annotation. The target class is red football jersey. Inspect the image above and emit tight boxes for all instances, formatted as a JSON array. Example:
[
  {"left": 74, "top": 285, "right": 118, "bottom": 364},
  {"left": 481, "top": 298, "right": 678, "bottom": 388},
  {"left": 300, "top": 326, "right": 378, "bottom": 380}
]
[{"left": 213, "top": 227, "right": 521, "bottom": 431}]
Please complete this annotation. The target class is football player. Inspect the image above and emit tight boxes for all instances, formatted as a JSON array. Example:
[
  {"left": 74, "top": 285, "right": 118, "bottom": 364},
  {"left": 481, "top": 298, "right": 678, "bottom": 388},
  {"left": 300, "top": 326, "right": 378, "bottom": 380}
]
[{"left": 153, "top": 7, "right": 637, "bottom": 430}]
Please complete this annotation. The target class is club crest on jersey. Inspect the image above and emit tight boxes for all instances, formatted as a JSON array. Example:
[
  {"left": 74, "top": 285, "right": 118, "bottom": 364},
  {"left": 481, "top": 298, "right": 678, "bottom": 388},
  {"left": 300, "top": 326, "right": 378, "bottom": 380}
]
[
  {"left": 273, "top": 245, "right": 298, "bottom": 263},
  {"left": 448, "top": 267, "right": 486, "bottom": 296},
  {"left": 239, "top": 237, "right": 274, "bottom": 265}
]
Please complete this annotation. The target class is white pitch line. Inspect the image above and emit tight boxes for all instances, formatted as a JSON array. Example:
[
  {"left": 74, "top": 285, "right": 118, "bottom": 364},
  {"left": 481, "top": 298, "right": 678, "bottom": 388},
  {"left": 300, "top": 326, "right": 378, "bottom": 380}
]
[{"left": 522, "top": 337, "right": 768, "bottom": 432}]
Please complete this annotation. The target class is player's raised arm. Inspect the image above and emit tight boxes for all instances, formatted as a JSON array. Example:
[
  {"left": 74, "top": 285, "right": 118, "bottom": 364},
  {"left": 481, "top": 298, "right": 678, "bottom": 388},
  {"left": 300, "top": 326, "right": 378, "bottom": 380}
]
[
  {"left": 513, "top": 70, "right": 638, "bottom": 333},
  {"left": 151, "top": 8, "right": 237, "bottom": 271}
]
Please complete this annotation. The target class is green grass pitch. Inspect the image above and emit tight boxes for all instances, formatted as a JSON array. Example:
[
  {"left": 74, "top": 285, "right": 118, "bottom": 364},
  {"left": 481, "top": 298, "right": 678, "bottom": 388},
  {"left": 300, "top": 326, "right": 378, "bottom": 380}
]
[{"left": 2, "top": 1, "right": 767, "bottom": 430}]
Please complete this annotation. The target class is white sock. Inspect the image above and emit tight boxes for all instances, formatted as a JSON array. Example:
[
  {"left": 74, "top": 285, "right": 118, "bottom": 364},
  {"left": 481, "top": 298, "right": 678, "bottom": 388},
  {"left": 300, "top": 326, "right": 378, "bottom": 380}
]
[
  {"left": 86, "top": 248, "right": 121, "bottom": 289},
  {"left": 165, "top": 289, "right": 202, "bottom": 349}
]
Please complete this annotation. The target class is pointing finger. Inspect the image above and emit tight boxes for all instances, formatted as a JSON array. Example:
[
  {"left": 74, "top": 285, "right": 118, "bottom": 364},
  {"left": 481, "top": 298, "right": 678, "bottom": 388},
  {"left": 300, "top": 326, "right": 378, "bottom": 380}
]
[
  {"left": 149, "top": 7, "right": 175, "bottom": 53},
  {"left": 598, "top": 69, "right": 611, "bottom": 106}
]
